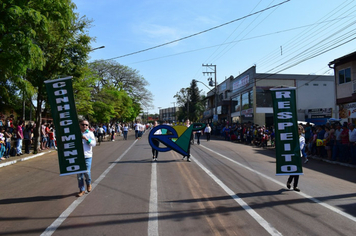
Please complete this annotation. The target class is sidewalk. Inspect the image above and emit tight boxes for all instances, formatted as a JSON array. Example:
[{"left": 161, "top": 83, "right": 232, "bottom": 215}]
[
  {"left": 0, "top": 150, "right": 54, "bottom": 168},
  {"left": 2, "top": 137, "right": 355, "bottom": 169},
  {"left": 211, "top": 135, "right": 356, "bottom": 169}
]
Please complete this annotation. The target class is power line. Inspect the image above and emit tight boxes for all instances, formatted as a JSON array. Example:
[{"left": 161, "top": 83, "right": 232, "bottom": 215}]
[{"left": 100, "top": 0, "right": 291, "bottom": 62}]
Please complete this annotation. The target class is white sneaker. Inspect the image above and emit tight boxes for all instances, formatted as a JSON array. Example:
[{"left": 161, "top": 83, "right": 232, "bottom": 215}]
[{"left": 304, "top": 159, "right": 309, "bottom": 164}]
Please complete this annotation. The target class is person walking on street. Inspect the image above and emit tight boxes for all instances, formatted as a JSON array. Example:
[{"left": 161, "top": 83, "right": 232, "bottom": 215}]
[
  {"left": 134, "top": 121, "right": 140, "bottom": 139},
  {"left": 123, "top": 124, "right": 129, "bottom": 140},
  {"left": 97, "top": 125, "right": 104, "bottom": 144},
  {"left": 77, "top": 119, "right": 96, "bottom": 197},
  {"left": 111, "top": 124, "right": 116, "bottom": 141},
  {"left": 286, "top": 125, "right": 305, "bottom": 192},
  {"left": 204, "top": 124, "right": 211, "bottom": 141},
  {"left": 196, "top": 127, "right": 202, "bottom": 145},
  {"left": 182, "top": 119, "right": 192, "bottom": 162},
  {"left": 151, "top": 121, "right": 161, "bottom": 161}
]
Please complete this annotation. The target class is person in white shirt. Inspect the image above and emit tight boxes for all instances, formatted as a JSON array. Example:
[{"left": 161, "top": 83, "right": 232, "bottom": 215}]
[
  {"left": 138, "top": 122, "right": 145, "bottom": 139},
  {"left": 77, "top": 119, "right": 96, "bottom": 197},
  {"left": 204, "top": 124, "right": 212, "bottom": 141},
  {"left": 122, "top": 124, "right": 129, "bottom": 140},
  {"left": 134, "top": 121, "right": 140, "bottom": 139},
  {"left": 111, "top": 124, "right": 116, "bottom": 141}
]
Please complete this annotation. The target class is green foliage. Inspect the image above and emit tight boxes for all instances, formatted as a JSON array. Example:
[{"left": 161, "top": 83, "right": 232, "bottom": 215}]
[
  {"left": 174, "top": 80, "right": 206, "bottom": 122},
  {"left": 73, "top": 67, "right": 97, "bottom": 117},
  {"left": 0, "top": 0, "right": 48, "bottom": 80},
  {"left": 89, "top": 60, "right": 153, "bottom": 109}
]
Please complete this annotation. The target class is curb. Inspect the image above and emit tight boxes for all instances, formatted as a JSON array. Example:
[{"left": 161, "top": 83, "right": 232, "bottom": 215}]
[{"left": 0, "top": 150, "right": 53, "bottom": 168}]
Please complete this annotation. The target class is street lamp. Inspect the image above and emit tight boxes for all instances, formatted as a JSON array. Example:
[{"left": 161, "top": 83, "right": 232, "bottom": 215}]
[
  {"left": 90, "top": 46, "right": 105, "bottom": 52},
  {"left": 202, "top": 64, "right": 217, "bottom": 119},
  {"left": 193, "top": 79, "right": 211, "bottom": 90}
]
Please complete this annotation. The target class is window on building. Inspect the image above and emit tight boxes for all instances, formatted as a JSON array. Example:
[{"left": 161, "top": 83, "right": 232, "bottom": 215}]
[
  {"left": 256, "top": 87, "right": 272, "bottom": 107},
  {"left": 231, "top": 95, "right": 241, "bottom": 112},
  {"left": 249, "top": 90, "right": 253, "bottom": 108},
  {"left": 339, "top": 68, "right": 351, "bottom": 84},
  {"left": 242, "top": 92, "right": 249, "bottom": 110}
]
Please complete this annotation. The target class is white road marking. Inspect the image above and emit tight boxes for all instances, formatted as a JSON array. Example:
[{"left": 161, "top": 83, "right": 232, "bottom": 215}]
[
  {"left": 200, "top": 145, "right": 356, "bottom": 223},
  {"left": 148, "top": 162, "right": 159, "bottom": 236},
  {"left": 41, "top": 140, "right": 138, "bottom": 236},
  {"left": 191, "top": 155, "right": 283, "bottom": 236},
  {"left": 0, "top": 152, "right": 48, "bottom": 168}
]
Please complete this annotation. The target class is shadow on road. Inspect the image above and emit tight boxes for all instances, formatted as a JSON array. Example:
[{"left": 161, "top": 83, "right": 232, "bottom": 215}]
[{"left": 0, "top": 193, "right": 77, "bottom": 205}]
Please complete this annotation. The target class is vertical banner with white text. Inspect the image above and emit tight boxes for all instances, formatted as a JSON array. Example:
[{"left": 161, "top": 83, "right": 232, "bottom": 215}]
[
  {"left": 45, "top": 77, "right": 87, "bottom": 176},
  {"left": 270, "top": 87, "right": 303, "bottom": 176}
]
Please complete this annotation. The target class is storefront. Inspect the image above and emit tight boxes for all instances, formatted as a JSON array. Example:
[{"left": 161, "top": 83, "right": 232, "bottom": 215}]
[{"left": 338, "top": 102, "right": 356, "bottom": 124}]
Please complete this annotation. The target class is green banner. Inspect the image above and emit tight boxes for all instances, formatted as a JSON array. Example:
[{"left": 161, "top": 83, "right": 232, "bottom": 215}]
[
  {"left": 270, "top": 87, "right": 303, "bottom": 176},
  {"left": 45, "top": 77, "right": 87, "bottom": 176}
]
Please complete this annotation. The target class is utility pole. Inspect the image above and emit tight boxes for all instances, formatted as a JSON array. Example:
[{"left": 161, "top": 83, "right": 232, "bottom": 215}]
[
  {"left": 202, "top": 64, "right": 217, "bottom": 118},
  {"left": 171, "top": 102, "right": 176, "bottom": 123},
  {"left": 158, "top": 107, "right": 161, "bottom": 121}
]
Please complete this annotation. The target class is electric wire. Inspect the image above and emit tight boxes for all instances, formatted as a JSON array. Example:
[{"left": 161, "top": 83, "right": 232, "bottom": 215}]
[
  {"left": 211, "top": 0, "right": 280, "bottom": 63},
  {"left": 256, "top": 0, "right": 355, "bottom": 71},
  {"left": 203, "top": 0, "right": 264, "bottom": 64},
  {"left": 99, "top": 0, "right": 291, "bottom": 62}
]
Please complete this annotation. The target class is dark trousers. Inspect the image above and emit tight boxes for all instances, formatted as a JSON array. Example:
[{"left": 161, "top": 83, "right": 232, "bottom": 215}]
[
  {"left": 340, "top": 143, "right": 350, "bottom": 162},
  {"left": 5, "top": 141, "right": 11, "bottom": 156},
  {"left": 196, "top": 133, "right": 201, "bottom": 144},
  {"left": 24, "top": 139, "right": 31, "bottom": 154},
  {"left": 288, "top": 175, "right": 299, "bottom": 188},
  {"left": 332, "top": 140, "right": 341, "bottom": 161},
  {"left": 152, "top": 139, "right": 159, "bottom": 158},
  {"left": 206, "top": 133, "right": 211, "bottom": 141}
]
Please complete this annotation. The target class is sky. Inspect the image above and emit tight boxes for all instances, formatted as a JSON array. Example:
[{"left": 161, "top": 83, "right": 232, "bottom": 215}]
[{"left": 72, "top": 0, "right": 356, "bottom": 114}]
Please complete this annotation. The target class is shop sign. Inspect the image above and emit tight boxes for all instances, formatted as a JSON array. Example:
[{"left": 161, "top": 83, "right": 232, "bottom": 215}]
[{"left": 233, "top": 75, "right": 249, "bottom": 92}]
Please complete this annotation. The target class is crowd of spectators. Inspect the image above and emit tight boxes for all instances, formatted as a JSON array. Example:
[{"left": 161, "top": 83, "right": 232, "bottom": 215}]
[
  {"left": 305, "top": 122, "right": 356, "bottom": 165},
  {"left": 212, "top": 122, "right": 275, "bottom": 148},
  {"left": 208, "top": 120, "right": 356, "bottom": 165},
  {"left": 0, "top": 115, "right": 58, "bottom": 160}
]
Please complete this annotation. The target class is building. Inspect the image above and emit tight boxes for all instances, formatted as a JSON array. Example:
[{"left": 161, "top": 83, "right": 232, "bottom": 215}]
[
  {"left": 203, "top": 66, "right": 335, "bottom": 127},
  {"left": 158, "top": 106, "right": 179, "bottom": 123},
  {"left": 329, "top": 51, "right": 356, "bottom": 124}
]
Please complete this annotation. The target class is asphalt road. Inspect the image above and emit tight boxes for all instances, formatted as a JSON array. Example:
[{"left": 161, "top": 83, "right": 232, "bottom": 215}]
[{"left": 1, "top": 130, "right": 355, "bottom": 236}]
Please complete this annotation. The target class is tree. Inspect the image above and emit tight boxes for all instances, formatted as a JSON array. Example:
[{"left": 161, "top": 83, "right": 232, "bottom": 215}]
[
  {"left": 174, "top": 80, "right": 206, "bottom": 122},
  {"left": 89, "top": 60, "right": 153, "bottom": 109},
  {"left": 0, "top": 0, "right": 47, "bottom": 81},
  {"left": 23, "top": 1, "right": 93, "bottom": 153}
]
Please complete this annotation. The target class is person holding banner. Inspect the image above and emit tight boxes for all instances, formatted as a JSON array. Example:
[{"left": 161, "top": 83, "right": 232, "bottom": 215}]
[
  {"left": 182, "top": 119, "right": 192, "bottom": 162},
  {"left": 77, "top": 119, "right": 97, "bottom": 197},
  {"left": 286, "top": 125, "right": 305, "bottom": 192},
  {"left": 151, "top": 121, "right": 161, "bottom": 161}
]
